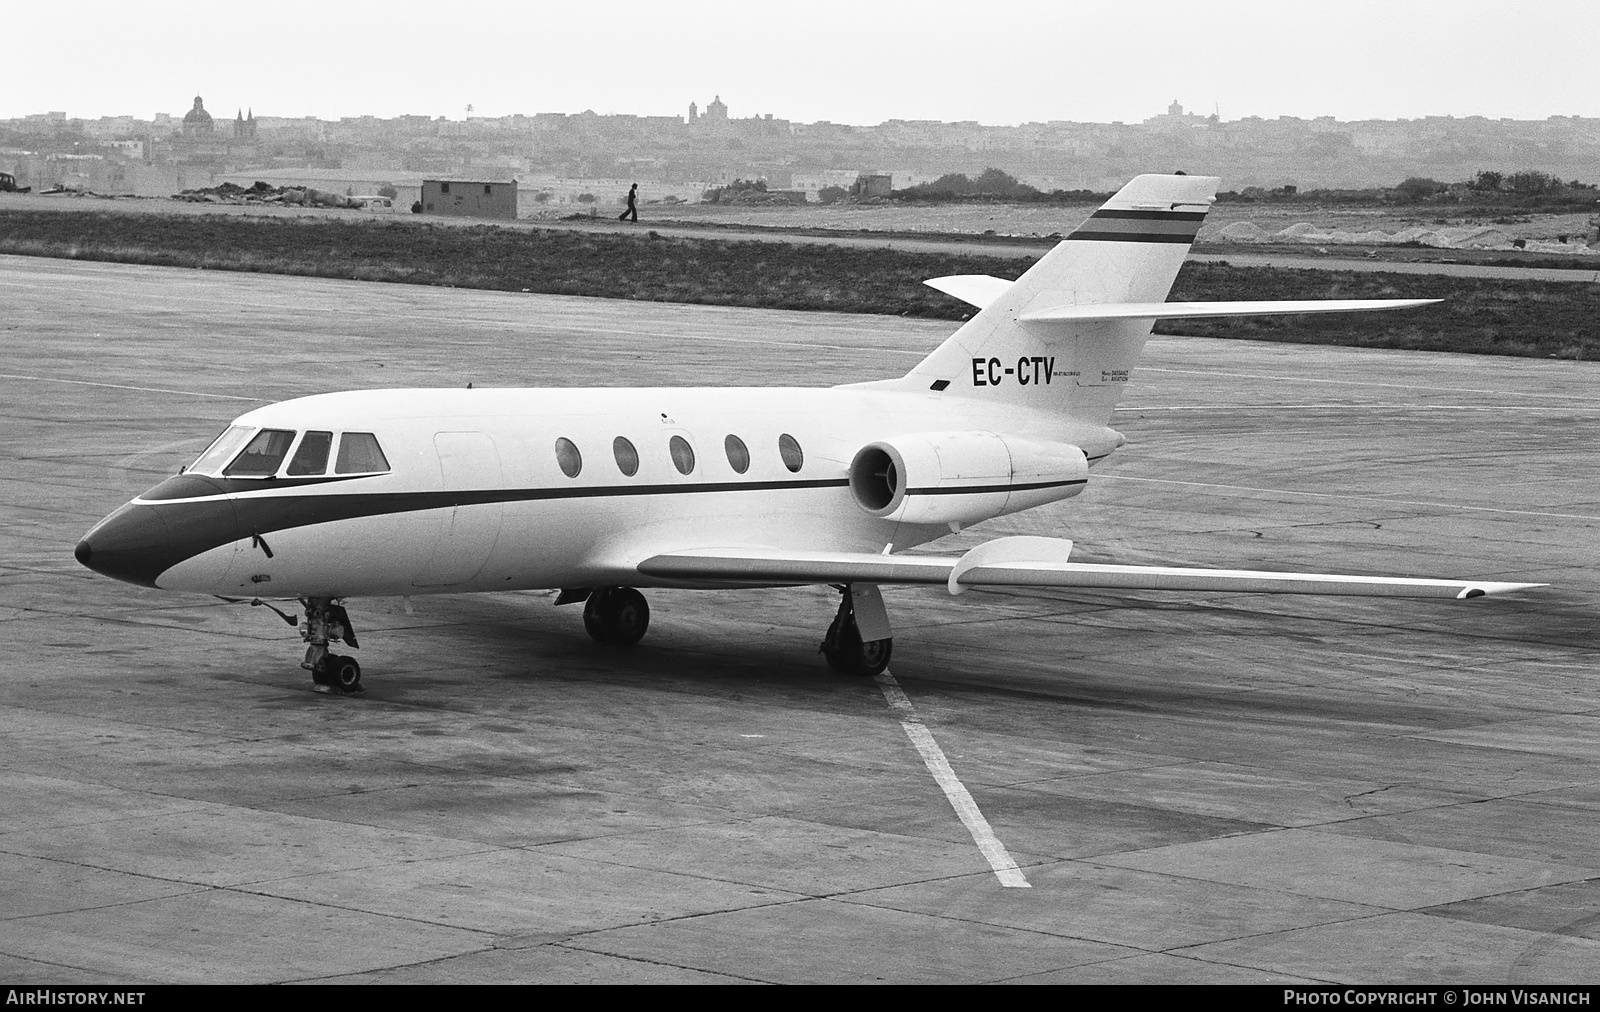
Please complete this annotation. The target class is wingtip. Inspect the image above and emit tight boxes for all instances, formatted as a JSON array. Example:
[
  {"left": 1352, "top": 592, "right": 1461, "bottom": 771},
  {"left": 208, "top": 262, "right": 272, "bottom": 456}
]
[{"left": 1457, "top": 582, "right": 1548, "bottom": 600}]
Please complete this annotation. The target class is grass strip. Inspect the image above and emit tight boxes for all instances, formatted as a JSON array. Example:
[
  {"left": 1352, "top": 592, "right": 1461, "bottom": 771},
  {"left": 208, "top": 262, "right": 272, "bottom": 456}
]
[{"left": 2, "top": 210, "right": 1596, "bottom": 359}]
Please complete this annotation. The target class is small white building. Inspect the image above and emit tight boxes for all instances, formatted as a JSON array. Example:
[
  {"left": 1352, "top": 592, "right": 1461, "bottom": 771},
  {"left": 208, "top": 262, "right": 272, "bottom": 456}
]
[{"left": 421, "top": 178, "right": 518, "bottom": 219}]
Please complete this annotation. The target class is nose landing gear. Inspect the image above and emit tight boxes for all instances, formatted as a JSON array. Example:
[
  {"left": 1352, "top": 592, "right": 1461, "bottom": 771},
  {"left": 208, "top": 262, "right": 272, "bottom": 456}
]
[
  {"left": 820, "top": 584, "right": 893, "bottom": 677},
  {"left": 301, "top": 597, "right": 361, "bottom": 693}
]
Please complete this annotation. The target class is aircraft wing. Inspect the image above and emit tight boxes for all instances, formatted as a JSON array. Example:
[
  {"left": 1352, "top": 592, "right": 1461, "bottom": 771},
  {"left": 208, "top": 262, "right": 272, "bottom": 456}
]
[{"left": 634, "top": 537, "right": 1543, "bottom": 601}]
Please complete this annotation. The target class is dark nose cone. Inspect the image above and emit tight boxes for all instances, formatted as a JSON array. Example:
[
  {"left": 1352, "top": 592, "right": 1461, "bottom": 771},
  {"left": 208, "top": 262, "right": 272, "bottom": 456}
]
[{"left": 77, "top": 502, "right": 173, "bottom": 588}]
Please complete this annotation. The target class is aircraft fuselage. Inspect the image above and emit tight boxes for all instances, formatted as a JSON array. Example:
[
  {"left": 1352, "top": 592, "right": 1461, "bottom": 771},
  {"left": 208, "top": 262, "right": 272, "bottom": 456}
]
[{"left": 78, "top": 385, "right": 1118, "bottom": 599}]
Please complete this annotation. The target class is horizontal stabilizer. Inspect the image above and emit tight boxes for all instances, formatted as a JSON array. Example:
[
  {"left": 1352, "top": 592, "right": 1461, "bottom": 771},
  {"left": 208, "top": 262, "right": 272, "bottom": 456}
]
[
  {"left": 635, "top": 540, "right": 1542, "bottom": 601},
  {"left": 923, "top": 275, "right": 1015, "bottom": 310},
  {"left": 1019, "top": 299, "right": 1439, "bottom": 324}
]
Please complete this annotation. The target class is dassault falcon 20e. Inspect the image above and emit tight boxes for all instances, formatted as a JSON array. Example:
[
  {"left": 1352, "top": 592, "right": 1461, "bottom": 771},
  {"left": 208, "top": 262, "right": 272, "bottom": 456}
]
[{"left": 75, "top": 174, "right": 1543, "bottom": 692}]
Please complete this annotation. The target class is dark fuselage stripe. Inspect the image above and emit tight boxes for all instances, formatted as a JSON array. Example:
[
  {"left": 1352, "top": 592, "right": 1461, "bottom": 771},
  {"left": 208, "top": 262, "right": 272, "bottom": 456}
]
[
  {"left": 142, "top": 472, "right": 367, "bottom": 500},
  {"left": 151, "top": 479, "right": 855, "bottom": 558},
  {"left": 159, "top": 476, "right": 849, "bottom": 507}
]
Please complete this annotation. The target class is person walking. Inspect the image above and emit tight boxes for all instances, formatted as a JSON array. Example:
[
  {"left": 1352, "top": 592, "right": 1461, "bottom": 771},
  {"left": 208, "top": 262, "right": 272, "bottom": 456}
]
[{"left": 618, "top": 183, "right": 638, "bottom": 223}]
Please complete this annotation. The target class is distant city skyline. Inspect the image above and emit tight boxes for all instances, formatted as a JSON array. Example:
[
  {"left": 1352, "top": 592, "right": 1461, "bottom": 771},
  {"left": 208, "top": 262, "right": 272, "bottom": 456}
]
[{"left": 7, "top": 0, "right": 1599, "bottom": 126}]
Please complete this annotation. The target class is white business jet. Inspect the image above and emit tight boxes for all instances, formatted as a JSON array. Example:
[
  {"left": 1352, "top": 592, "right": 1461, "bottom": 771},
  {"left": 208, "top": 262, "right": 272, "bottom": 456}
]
[{"left": 75, "top": 174, "right": 1542, "bottom": 692}]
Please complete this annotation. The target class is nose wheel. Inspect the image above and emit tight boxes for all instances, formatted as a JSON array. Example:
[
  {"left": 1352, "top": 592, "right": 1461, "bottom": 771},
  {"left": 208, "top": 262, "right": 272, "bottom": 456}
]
[
  {"left": 820, "top": 586, "right": 893, "bottom": 677},
  {"left": 300, "top": 598, "right": 362, "bottom": 693},
  {"left": 312, "top": 653, "right": 363, "bottom": 692},
  {"left": 583, "top": 587, "right": 650, "bottom": 645}
]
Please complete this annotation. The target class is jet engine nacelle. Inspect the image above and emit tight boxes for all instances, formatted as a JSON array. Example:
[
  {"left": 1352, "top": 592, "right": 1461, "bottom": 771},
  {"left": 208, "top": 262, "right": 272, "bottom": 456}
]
[{"left": 848, "top": 431, "right": 1089, "bottom": 526}]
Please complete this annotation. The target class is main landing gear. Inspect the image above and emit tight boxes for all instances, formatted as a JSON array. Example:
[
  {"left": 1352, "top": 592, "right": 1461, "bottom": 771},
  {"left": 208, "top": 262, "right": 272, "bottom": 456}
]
[
  {"left": 820, "top": 584, "right": 893, "bottom": 677},
  {"left": 558, "top": 583, "right": 893, "bottom": 677},
  {"left": 582, "top": 587, "right": 651, "bottom": 646},
  {"left": 300, "top": 598, "right": 362, "bottom": 693}
]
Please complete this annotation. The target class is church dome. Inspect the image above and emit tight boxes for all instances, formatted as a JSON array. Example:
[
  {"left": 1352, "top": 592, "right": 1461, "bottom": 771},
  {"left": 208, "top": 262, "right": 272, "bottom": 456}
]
[{"left": 184, "top": 96, "right": 212, "bottom": 125}]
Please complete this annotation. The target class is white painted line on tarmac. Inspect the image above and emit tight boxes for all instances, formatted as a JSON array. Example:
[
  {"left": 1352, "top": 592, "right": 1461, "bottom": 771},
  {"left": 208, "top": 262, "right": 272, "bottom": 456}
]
[
  {"left": 1101, "top": 473, "right": 1600, "bottom": 522},
  {"left": 0, "top": 373, "right": 268, "bottom": 402},
  {"left": 874, "top": 670, "right": 1030, "bottom": 888}
]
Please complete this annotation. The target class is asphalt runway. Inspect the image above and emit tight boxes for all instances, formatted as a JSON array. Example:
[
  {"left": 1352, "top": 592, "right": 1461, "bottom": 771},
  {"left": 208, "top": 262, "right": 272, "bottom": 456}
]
[{"left": 3, "top": 254, "right": 1599, "bottom": 983}]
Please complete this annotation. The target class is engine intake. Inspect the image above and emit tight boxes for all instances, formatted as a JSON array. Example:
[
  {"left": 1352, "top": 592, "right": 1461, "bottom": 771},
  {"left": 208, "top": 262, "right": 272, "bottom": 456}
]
[{"left": 848, "top": 431, "right": 1088, "bottom": 526}]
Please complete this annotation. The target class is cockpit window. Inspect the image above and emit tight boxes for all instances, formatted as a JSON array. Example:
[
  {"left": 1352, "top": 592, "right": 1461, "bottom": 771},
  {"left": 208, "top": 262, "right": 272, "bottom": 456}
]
[
  {"left": 189, "top": 424, "right": 253, "bottom": 476},
  {"left": 335, "top": 432, "right": 391, "bottom": 474},
  {"left": 225, "top": 428, "right": 297, "bottom": 477},
  {"left": 287, "top": 431, "right": 333, "bottom": 476}
]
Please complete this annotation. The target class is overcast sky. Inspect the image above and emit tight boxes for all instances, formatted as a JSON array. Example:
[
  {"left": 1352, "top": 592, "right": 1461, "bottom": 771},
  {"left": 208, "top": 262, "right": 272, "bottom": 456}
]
[{"left": 9, "top": 0, "right": 1598, "bottom": 125}]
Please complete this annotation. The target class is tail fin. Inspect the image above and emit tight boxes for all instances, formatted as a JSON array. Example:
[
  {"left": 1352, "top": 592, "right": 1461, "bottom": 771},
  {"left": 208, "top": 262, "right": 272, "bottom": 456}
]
[{"left": 888, "top": 174, "right": 1219, "bottom": 425}]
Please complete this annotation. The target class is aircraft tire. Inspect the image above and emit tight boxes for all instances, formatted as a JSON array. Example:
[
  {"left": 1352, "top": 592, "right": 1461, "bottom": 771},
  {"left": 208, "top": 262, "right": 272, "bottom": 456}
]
[
  {"left": 584, "top": 587, "right": 649, "bottom": 646},
  {"left": 582, "top": 590, "right": 612, "bottom": 643},
  {"left": 823, "top": 616, "right": 890, "bottom": 676},
  {"left": 820, "top": 612, "right": 850, "bottom": 672},
  {"left": 854, "top": 637, "right": 892, "bottom": 678},
  {"left": 329, "top": 654, "right": 363, "bottom": 692},
  {"left": 603, "top": 588, "right": 650, "bottom": 646}
]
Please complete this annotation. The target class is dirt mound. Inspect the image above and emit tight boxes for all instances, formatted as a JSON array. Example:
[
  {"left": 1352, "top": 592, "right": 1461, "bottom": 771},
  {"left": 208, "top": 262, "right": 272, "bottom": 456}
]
[
  {"left": 1217, "top": 221, "right": 1270, "bottom": 242},
  {"left": 173, "top": 181, "right": 366, "bottom": 209}
]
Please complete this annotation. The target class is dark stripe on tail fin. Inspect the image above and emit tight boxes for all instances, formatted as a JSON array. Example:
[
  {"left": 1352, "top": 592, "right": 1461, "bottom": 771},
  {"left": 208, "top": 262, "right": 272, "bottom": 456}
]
[{"left": 1065, "top": 208, "right": 1205, "bottom": 243}]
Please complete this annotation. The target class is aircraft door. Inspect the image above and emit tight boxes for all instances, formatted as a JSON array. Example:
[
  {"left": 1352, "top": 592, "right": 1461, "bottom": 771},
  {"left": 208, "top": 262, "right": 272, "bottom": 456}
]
[{"left": 413, "top": 431, "right": 503, "bottom": 587}]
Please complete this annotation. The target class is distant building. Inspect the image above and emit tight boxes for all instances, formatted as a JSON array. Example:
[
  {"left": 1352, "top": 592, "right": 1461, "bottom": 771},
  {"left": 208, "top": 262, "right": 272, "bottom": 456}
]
[
  {"left": 421, "top": 178, "right": 518, "bottom": 218},
  {"left": 791, "top": 169, "right": 861, "bottom": 201},
  {"left": 704, "top": 95, "right": 727, "bottom": 122},
  {"left": 688, "top": 101, "right": 698, "bottom": 124},
  {"left": 1144, "top": 98, "right": 1210, "bottom": 132},
  {"left": 233, "top": 109, "right": 257, "bottom": 141},
  {"left": 182, "top": 96, "right": 214, "bottom": 137},
  {"left": 855, "top": 172, "right": 893, "bottom": 199}
]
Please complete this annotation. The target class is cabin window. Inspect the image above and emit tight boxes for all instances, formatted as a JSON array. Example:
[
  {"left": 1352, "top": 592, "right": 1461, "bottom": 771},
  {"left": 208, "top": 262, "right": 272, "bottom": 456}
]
[
  {"left": 724, "top": 434, "right": 750, "bottom": 474},
  {"left": 190, "top": 424, "right": 253, "bottom": 475},
  {"left": 668, "top": 435, "right": 695, "bottom": 475},
  {"left": 483, "top": 184, "right": 493, "bottom": 196},
  {"left": 613, "top": 436, "right": 639, "bottom": 476},
  {"left": 334, "top": 432, "right": 391, "bottom": 474},
  {"left": 225, "top": 428, "right": 297, "bottom": 476},
  {"left": 778, "top": 433, "right": 804, "bottom": 473},
  {"left": 287, "top": 431, "right": 333, "bottom": 476},
  {"left": 440, "top": 182, "right": 450, "bottom": 194},
  {"left": 555, "top": 437, "right": 582, "bottom": 478}
]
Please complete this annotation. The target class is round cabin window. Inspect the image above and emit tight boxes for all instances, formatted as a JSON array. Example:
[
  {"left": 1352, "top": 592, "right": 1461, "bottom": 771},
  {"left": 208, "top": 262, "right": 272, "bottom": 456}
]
[
  {"left": 554, "top": 437, "right": 582, "bottom": 478},
  {"left": 668, "top": 435, "right": 696, "bottom": 475},
  {"left": 724, "top": 434, "right": 750, "bottom": 474},
  {"left": 613, "top": 436, "right": 639, "bottom": 476},
  {"left": 778, "top": 433, "right": 803, "bottom": 473}
]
